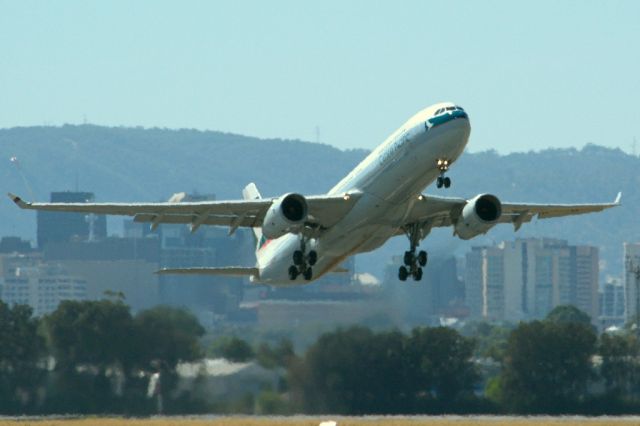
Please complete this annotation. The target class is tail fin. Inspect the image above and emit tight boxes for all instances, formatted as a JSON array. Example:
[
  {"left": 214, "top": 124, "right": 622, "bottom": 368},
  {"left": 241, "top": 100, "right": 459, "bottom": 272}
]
[{"left": 242, "top": 183, "right": 264, "bottom": 251}]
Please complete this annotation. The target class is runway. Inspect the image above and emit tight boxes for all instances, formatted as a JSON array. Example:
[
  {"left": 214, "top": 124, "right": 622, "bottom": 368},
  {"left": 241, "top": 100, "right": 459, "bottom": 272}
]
[{"left": 2, "top": 416, "right": 640, "bottom": 426}]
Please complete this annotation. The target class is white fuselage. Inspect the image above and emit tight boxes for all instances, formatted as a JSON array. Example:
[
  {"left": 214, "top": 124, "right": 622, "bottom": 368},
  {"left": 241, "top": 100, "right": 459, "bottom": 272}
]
[{"left": 254, "top": 102, "right": 471, "bottom": 285}]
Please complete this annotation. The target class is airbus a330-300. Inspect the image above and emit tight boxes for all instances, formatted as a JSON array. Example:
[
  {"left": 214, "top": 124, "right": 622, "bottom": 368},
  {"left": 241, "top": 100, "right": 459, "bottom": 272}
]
[{"left": 9, "top": 102, "right": 621, "bottom": 284}]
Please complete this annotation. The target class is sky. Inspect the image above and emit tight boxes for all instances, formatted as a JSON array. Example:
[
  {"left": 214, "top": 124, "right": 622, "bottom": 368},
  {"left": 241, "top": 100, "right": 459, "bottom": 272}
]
[{"left": 1, "top": 0, "right": 639, "bottom": 153}]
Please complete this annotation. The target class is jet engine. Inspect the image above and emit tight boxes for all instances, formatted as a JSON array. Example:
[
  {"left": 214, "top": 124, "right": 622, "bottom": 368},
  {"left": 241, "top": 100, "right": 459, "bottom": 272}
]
[
  {"left": 262, "top": 193, "right": 308, "bottom": 239},
  {"left": 454, "top": 194, "right": 502, "bottom": 240}
]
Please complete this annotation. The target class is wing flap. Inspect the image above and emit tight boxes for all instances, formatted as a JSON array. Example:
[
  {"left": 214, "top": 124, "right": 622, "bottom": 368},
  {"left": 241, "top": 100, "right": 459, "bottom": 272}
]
[{"left": 133, "top": 213, "right": 260, "bottom": 228}]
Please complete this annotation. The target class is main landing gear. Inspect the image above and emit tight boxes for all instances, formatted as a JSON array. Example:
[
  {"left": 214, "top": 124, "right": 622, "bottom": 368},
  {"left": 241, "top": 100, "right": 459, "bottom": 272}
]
[
  {"left": 398, "top": 224, "right": 428, "bottom": 282},
  {"left": 288, "top": 238, "right": 317, "bottom": 281},
  {"left": 436, "top": 159, "right": 451, "bottom": 189}
]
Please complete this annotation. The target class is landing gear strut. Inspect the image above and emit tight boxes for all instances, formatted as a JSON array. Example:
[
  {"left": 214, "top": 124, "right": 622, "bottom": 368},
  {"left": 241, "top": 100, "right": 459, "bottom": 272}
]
[
  {"left": 436, "top": 159, "right": 451, "bottom": 189},
  {"left": 289, "top": 237, "right": 317, "bottom": 281},
  {"left": 398, "top": 223, "right": 428, "bottom": 282}
]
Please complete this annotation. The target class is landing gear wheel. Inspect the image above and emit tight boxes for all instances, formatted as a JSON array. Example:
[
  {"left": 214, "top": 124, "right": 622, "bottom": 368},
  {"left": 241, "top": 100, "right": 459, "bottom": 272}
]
[
  {"left": 293, "top": 250, "right": 304, "bottom": 266},
  {"left": 288, "top": 265, "right": 299, "bottom": 280},
  {"left": 418, "top": 250, "right": 428, "bottom": 267},
  {"left": 308, "top": 250, "right": 318, "bottom": 266},
  {"left": 303, "top": 267, "right": 313, "bottom": 281},
  {"left": 400, "top": 223, "right": 428, "bottom": 284},
  {"left": 443, "top": 177, "right": 451, "bottom": 188},
  {"left": 413, "top": 267, "right": 423, "bottom": 281},
  {"left": 436, "top": 176, "right": 444, "bottom": 188},
  {"left": 403, "top": 251, "right": 414, "bottom": 266},
  {"left": 398, "top": 266, "right": 409, "bottom": 281}
]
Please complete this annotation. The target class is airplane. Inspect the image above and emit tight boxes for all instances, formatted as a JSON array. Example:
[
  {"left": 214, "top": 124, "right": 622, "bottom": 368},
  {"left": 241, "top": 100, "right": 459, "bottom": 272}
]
[{"left": 8, "top": 102, "right": 621, "bottom": 285}]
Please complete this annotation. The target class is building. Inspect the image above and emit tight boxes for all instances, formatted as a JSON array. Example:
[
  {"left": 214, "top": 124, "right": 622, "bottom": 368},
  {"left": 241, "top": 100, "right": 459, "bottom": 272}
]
[
  {"left": 382, "top": 254, "right": 462, "bottom": 325},
  {"left": 37, "top": 191, "right": 106, "bottom": 248},
  {"left": 600, "top": 277, "right": 625, "bottom": 329},
  {"left": 43, "top": 237, "right": 161, "bottom": 311},
  {"left": 624, "top": 242, "right": 640, "bottom": 325},
  {"left": 465, "top": 238, "right": 599, "bottom": 323},
  {"left": 0, "top": 255, "right": 87, "bottom": 316}
]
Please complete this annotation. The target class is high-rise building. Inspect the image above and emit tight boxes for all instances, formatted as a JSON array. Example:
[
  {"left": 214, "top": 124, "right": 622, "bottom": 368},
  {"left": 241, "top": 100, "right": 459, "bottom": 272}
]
[
  {"left": 600, "top": 277, "right": 625, "bottom": 329},
  {"left": 573, "top": 245, "right": 599, "bottom": 320},
  {"left": 37, "top": 191, "right": 107, "bottom": 248},
  {"left": 465, "top": 247, "right": 484, "bottom": 319},
  {"left": 465, "top": 238, "right": 599, "bottom": 323},
  {"left": 624, "top": 243, "right": 640, "bottom": 325}
]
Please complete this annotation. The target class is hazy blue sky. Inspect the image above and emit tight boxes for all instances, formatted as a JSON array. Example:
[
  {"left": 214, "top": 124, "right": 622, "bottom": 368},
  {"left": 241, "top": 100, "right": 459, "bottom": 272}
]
[{"left": 1, "top": 1, "right": 638, "bottom": 153}]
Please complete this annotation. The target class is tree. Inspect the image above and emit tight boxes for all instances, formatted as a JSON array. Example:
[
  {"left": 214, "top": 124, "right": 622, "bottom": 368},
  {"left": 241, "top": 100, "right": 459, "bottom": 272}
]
[
  {"left": 256, "top": 338, "right": 295, "bottom": 369},
  {"left": 546, "top": 305, "right": 593, "bottom": 328},
  {"left": 44, "top": 299, "right": 134, "bottom": 372},
  {"left": 209, "top": 336, "right": 254, "bottom": 363},
  {"left": 43, "top": 299, "right": 135, "bottom": 413},
  {"left": 133, "top": 306, "right": 205, "bottom": 370},
  {"left": 289, "top": 326, "right": 479, "bottom": 414},
  {"left": 599, "top": 332, "right": 640, "bottom": 396},
  {"left": 0, "top": 302, "right": 44, "bottom": 413},
  {"left": 407, "top": 327, "right": 479, "bottom": 408},
  {"left": 498, "top": 320, "right": 597, "bottom": 413},
  {"left": 289, "top": 326, "right": 408, "bottom": 414}
]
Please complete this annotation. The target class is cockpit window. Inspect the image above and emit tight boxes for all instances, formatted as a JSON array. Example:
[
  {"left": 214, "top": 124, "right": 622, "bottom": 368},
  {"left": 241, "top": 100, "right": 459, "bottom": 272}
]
[
  {"left": 446, "top": 106, "right": 455, "bottom": 111},
  {"left": 435, "top": 108, "right": 443, "bottom": 115}
]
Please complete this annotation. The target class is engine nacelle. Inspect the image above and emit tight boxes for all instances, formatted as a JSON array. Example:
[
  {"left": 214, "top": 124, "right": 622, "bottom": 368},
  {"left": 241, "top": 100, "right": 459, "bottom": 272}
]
[
  {"left": 454, "top": 194, "right": 502, "bottom": 240},
  {"left": 262, "top": 193, "right": 308, "bottom": 239}
]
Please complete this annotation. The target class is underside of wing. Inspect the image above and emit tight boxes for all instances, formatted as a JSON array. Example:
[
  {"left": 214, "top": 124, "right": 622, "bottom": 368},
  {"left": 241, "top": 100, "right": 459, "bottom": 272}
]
[
  {"left": 7, "top": 190, "right": 361, "bottom": 234},
  {"left": 498, "top": 192, "right": 622, "bottom": 230},
  {"left": 396, "top": 192, "right": 621, "bottom": 237}
]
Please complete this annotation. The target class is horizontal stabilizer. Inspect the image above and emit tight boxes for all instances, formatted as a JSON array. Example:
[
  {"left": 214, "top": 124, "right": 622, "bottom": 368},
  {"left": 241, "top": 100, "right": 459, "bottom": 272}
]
[{"left": 156, "top": 267, "right": 259, "bottom": 276}]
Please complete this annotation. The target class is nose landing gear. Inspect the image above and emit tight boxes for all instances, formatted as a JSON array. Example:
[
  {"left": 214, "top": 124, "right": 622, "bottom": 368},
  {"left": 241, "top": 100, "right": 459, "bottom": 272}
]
[
  {"left": 289, "top": 238, "right": 317, "bottom": 281},
  {"left": 436, "top": 159, "right": 451, "bottom": 188}
]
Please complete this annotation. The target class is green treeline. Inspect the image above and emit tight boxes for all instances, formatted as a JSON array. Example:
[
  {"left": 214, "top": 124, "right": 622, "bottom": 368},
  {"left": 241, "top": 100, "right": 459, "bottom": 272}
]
[
  {"left": 0, "top": 298, "right": 204, "bottom": 414},
  {"left": 2, "top": 300, "right": 640, "bottom": 415}
]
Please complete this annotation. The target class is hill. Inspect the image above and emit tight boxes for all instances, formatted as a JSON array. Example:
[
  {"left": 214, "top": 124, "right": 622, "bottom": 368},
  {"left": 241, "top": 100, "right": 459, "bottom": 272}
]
[{"left": 1, "top": 125, "right": 637, "bottom": 279}]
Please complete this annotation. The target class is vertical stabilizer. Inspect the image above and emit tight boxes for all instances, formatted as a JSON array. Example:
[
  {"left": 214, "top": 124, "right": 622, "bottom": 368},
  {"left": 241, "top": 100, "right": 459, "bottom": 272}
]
[{"left": 242, "top": 182, "right": 264, "bottom": 251}]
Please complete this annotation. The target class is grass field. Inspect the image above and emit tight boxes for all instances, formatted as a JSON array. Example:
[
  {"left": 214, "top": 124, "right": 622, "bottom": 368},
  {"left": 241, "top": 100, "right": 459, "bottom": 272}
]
[{"left": 1, "top": 417, "right": 640, "bottom": 426}]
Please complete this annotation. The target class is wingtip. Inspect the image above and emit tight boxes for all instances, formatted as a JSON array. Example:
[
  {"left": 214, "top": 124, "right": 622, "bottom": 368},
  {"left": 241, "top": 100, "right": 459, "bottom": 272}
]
[
  {"left": 615, "top": 192, "right": 622, "bottom": 205},
  {"left": 7, "top": 192, "right": 27, "bottom": 208}
]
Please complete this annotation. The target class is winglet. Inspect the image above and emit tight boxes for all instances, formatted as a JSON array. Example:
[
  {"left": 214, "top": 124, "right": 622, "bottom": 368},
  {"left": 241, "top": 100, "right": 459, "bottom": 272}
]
[
  {"left": 7, "top": 193, "right": 29, "bottom": 209},
  {"left": 614, "top": 192, "right": 622, "bottom": 205}
]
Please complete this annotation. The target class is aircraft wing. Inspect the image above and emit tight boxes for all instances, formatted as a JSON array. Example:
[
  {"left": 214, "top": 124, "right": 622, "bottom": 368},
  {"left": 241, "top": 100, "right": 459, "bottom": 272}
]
[
  {"left": 402, "top": 192, "right": 621, "bottom": 233},
  {"left": 497, "top": 192, "right": 622, "bottom": 230},
  {"left": 7, "top": 191, "right": 361, "bottom": 233}
]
